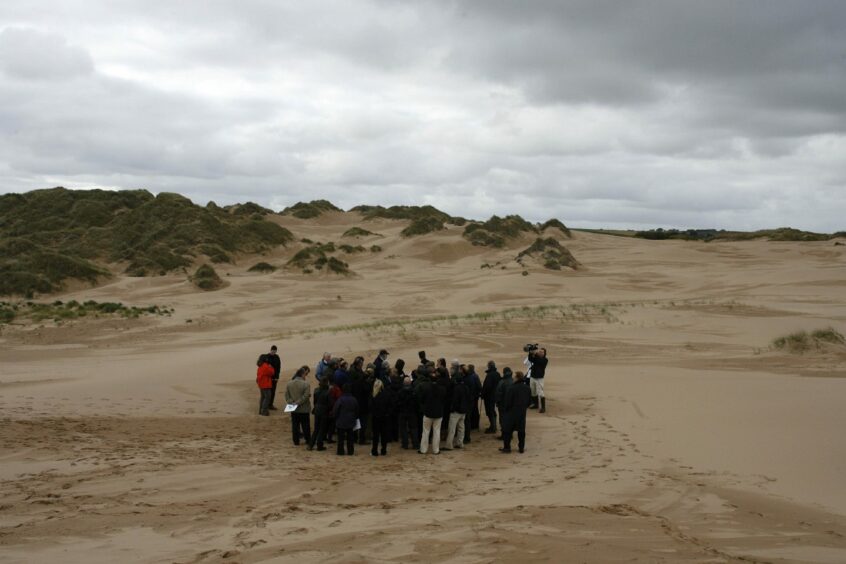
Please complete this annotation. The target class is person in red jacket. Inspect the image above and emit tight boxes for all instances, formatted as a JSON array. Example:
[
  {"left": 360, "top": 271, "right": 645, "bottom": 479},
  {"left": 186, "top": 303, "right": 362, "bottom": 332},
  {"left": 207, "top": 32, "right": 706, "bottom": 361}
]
[{"left": 256, "top": 354, "right": 274, "bottom": 416}]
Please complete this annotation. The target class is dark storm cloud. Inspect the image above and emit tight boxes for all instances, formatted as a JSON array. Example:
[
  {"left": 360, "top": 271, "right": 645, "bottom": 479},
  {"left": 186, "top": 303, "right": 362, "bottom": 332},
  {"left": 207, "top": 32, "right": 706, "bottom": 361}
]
[{"left": 0, "top": 1, "right": 844, "bottom": 231}]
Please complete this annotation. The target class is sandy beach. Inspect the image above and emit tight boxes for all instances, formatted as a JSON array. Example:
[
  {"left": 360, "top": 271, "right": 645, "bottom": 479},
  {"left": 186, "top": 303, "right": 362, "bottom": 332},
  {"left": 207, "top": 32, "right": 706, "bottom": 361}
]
[{"left": 2, "top": 215, "right": 845, "bottom": 563}]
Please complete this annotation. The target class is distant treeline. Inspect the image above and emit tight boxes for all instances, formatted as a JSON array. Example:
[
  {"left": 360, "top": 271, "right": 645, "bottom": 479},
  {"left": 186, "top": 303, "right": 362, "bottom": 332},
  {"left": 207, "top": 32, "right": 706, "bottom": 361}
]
[{"left": 633, "top": 227, "right": 845, "bottom": 242}]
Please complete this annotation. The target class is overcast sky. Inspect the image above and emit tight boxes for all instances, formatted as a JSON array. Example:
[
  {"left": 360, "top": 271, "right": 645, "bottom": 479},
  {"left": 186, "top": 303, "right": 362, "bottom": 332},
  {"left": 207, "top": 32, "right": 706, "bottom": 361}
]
[{"left": 1, "top": 1, "right": 845, "bottom": 231}]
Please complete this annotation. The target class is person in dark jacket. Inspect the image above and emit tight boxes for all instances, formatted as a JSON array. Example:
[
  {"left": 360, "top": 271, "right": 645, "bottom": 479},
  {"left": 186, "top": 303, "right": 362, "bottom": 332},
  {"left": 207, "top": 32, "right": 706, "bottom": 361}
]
[
  {"left": 266, "top": 345, "right": 282, "bottom": 410},
  {"left": 349, "top": 357, "right": 369, "bottom": 443},
  {"left": 418, "top": 369, "right": 447, "bottom": 454},
  {"left": 332, "top": 384, "right": 359, "bottom": 455},
  {"left": 369, "top": 379, "right": 392, "bottom": 456},
  {"left": 333, "top": 359, "right": 350, "bottom": 389},
  {"left": 373, "top": 349, "right": 390, "bottom": 384},
  {"left": 495, "top": 367, "right": 514, "bottom": 439},
  {"left": 464, "top": 364, "right": 482, "bottom": 442},
  {"left": 443, "top": 370, "right": 471, "bottom": 450},
  {"left": 308, "top": 378, "right": 330, "bottom": 451},
  {"left": 481, "top": 361, "right": 501, "bottom": 433},
  {"left": 528, "top": 348, "right": 549, "bottom": 413},
  {"left": 501, "top": 371, "right": 532, "bottom": 453},
  {"left": 396, "top": 376, "right": 419, "bottom": 450}
]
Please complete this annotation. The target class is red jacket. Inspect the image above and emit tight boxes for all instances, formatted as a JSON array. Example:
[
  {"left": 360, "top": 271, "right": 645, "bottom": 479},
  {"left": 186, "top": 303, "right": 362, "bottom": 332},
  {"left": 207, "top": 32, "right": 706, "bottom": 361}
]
[{"left": 256, "top": 362, "right": 274, "bottom": 389}]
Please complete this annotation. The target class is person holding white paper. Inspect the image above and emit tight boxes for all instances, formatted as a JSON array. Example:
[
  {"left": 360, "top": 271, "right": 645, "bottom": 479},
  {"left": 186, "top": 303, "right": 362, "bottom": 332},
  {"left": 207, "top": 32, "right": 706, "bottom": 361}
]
[{"left": 285, "top": 366, "right": 312, "bottom": 446}]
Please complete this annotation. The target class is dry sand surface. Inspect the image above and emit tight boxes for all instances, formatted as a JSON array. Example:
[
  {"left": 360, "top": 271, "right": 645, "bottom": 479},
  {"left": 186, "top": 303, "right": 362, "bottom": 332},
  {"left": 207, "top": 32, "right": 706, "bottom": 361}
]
[{"left": 2, "top": 214, "right": 846, "bottom": 563}]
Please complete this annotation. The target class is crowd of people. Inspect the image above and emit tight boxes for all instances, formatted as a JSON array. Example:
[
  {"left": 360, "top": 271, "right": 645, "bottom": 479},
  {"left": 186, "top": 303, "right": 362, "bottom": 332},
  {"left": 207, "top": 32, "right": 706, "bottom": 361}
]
[{"left": 256, "top": 347, "right": 550, "bottom": 456}]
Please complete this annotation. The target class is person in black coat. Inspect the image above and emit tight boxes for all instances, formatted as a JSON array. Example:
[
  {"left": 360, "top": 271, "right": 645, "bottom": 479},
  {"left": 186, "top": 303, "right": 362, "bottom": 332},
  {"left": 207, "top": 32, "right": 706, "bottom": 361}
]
[
  {"left": 481, "top": 361, "right": 501, "bottom": 434},
  {"left": 369, "top": 379, "right": 393, "bottom": 456},
  {"left": 418, "top": 368, "right": 447, "bottom": 454},
  {"left": 444, "top": 371, "right": 471, "bottom": 450},
  {"left": 396, "top": 376, "right": 419, "bottom": 450},
  {"left": 350, "top": 357, "right": 371, "bottom": 445},
  {"left": 332, "top": 384, "right": 359, "bottom": 456},
  {"left": 495, "top": 367, "right": 513, "bottom": 439},
  {"left": 464, "top": 364, "right": 482, "bottom": 441},
  {"left": 308, "top": 378, "right": 330, "bottom": 451},
  {"left": 500, "top": 371, "right": 532, "bottom": 453},
  {"left": 266, "top": 345, "right": 282, "bottom": 410}
]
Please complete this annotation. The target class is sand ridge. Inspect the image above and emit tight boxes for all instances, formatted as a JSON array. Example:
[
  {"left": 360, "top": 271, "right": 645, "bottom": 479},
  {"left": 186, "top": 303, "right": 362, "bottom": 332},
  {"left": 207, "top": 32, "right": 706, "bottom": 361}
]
[{"left": 2, "top": 225, "right": 846, "bottom": 562}]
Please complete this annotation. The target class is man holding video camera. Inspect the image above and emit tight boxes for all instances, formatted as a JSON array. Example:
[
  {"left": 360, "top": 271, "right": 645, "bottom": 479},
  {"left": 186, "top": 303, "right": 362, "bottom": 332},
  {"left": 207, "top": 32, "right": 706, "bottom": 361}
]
[{"left": 524, "top": 344, "right": 548, "bottom": 413}]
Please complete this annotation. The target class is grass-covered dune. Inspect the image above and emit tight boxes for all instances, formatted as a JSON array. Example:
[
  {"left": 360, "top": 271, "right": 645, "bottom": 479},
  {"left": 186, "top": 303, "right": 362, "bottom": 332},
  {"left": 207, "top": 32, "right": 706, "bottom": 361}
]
[{"left": 0, "top": 187, "right": 294, "bottom": 296}]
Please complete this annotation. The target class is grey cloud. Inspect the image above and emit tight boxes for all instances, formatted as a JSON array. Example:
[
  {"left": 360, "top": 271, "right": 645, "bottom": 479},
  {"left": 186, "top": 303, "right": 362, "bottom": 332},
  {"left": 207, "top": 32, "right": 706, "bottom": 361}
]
[{"left": 0, "top": 27, "right": 94, "bottom": 79}]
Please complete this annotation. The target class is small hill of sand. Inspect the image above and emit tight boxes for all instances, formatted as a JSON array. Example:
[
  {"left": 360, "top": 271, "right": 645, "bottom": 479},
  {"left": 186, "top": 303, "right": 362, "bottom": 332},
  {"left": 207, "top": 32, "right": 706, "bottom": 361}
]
[{"left": 1, "top": 203, "right": 846, "bottom": 563}]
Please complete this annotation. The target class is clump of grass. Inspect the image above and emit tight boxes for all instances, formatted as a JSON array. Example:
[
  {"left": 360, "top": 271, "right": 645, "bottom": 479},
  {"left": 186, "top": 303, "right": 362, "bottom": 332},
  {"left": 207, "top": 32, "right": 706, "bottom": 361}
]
[
  {"left": 772, "top": 328, "right": 845, "bottom": 353},
  {"left": 370, "top": 245, "right": 382, "bottom": 253},
  {"left": 248, "top": 262, "right": 277, "bottom": 273},
  {"left": 281, "top": 200, "right": 341, "bottom": 219},
  {"left": 339, "top": 244, "right": 366, "bottom": 254},
  {"left": 342, "top": 227, "right": 380, "bottom": 238},
  {"left": 539, "top": 218, "right": 572, "bottom": 238},
  {"left": 191, "top": 264, "right": 224, "bottom": 290},
  {"left": 287, "top": 242, "right": 354, "bottom": 275},
  {"left": 401, "top": 216, "right": 446, "bottom": 237},
  {"left": 0, "top": 299, "right": 173, "bottom": 324},
  {"left": 464, "top": 215, "right": 538, "bottom": 247},
  {"left": 517, "top": 238, "right": 581, "bottom": 270}
]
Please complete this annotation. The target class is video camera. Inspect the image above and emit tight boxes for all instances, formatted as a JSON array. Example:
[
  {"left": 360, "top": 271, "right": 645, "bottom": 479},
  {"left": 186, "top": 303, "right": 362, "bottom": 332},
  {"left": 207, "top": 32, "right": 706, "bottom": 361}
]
[{"left": 523, "top": 343, "right": 539, "bottom": 353}]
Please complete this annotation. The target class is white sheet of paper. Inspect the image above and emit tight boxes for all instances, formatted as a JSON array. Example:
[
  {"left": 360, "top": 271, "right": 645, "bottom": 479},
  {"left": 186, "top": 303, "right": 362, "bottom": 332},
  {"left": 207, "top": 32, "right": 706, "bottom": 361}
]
[
  {"left": 353, "top": 418, "right": 361, "bottom": 431},
  {"left": 284, "top": 404, "right": 298, "bottom": 413}
]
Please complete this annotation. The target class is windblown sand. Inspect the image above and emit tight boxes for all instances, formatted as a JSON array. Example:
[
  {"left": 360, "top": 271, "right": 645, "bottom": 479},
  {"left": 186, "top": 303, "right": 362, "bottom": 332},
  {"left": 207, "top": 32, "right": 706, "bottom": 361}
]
[{"left": 2, "top": 216, "right": 845, "bottom": 563}]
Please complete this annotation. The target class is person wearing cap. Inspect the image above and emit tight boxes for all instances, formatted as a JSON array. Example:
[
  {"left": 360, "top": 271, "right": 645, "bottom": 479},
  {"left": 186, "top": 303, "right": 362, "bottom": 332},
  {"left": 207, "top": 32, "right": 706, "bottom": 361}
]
[
  {"left": 501, "top": 370, "right": 532, "bottom": 453},
  {"left": 266, "top": 345, "right": 281, "bottom": 410},
  {"left": 528, "top": 348, "right": 549, "bottom": 413}
]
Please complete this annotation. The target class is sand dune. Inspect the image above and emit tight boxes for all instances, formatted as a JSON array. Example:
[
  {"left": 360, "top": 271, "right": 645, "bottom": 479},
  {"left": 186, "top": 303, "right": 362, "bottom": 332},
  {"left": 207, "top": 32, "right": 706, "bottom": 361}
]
[{"left": 2, "top": 224, "right": 846, "bottom": 563}]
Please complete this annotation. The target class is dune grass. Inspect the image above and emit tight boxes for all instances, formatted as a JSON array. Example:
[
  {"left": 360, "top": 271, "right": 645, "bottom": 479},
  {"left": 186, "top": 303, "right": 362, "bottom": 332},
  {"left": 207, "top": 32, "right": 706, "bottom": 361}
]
[
  {"left": 0, "top": 299, "right": 173, "bottom": 324},
  {"left": 772, "top": 328, "right": 845, "bottom": 353},
  {"left": 280, "top": 200, "right": 341, "bottom": 219},
  {"left": 191, "top": 264, "right": 224, "bottom": 290},
  {"left": 342, "top": 227, "right": 380, "bottom": 238},
  {"left": 463, "top": 215, "right": 538, "bottom": 247},
  {"left": 0, "top": 188, "right": 295, "bottom": 295},
  {"left": 517, "top": 237, "right": 581, "bottom": 270},
  {"left": 247, "top": 262, "right": 277, "bottom": 273}
]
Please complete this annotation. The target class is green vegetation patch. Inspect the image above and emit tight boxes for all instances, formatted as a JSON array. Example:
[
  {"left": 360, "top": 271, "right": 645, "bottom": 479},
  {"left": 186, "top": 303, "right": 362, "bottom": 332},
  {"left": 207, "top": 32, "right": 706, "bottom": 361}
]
[
  {"left": 281, "top": 200, "right": 341, "bottom": 219},
  {"left": 464, "top": 215, "right": 538, "bottom": 247},
  {"left": 342, "top": 227, "right": 380, "bottom": 238},
  {"left": 517, "top": 238, "right": 581, "bottom": 270},
  {"left": 0, "top": 299, "right": 173, "bottom": 324},
  {"left": 539, "top": 219, "right": 572, "bottom": 238},
  {"left": 191, "top": 264, "right": 224, "bottom": 291},
  {"left": 287, "top": 242, "right": 353, "bottom": 275},
  {"left": 370, "top": 245, "right": 383, "bottom": 253},
  {"left": 401, "top": 216, "right": 446, "bottom": 237},
  {"left": 772, "top": 328, "right": 845, "bottom": 353},
  {"left": 0, "top": 187, "right": 295, "bottom": 295},
  {"left": 248, "top": 262, "right": 277, "bottom": 273},
  {"left": 339, "top": 244, "right": 366, "bottom": 254}
]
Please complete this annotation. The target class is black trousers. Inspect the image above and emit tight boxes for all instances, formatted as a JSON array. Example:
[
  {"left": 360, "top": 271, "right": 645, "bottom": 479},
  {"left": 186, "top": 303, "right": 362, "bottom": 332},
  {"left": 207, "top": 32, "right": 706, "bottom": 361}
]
[
  {"left": 470, "top": 400, "right": 480, "bottom": 430},
  {"left": 310, "top": 414, "right": 328, "bottom": 448},
  {"left": 336, "top": 428, "right": 355, "bottom": 455},
  {"left": 268, "top": 378, "right": 279, "bottom": 407},
  {"left": 484, "top": 397, "right": 497, "bottom": 430},
  {"left": 371, "top": 416, "right": 388, "bottom": 454},
  {"left": 357, "top": 410, "right": 370, "bottom": 444},
  {"left": 398, "top": 412, "right": 419, "bottom": 448},
  {"left": 291, "top": 413, "right": 311, "bottom": 445},
  {"left": 503, "top": 411, "right": 527, "bottom": 451},
  {"left": 259, "top": 388, "right": 272, "bottom": 414}
]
